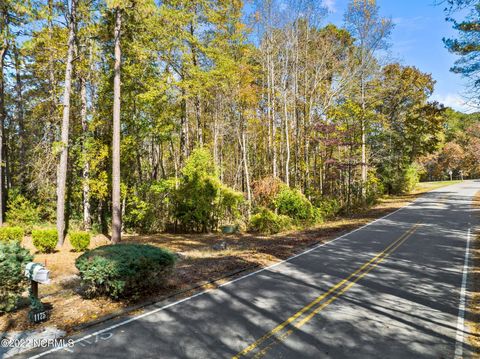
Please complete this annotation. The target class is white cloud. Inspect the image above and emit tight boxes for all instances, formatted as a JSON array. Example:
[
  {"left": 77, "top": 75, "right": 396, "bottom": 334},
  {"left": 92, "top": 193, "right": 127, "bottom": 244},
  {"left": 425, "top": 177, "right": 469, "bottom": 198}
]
[
  {"left": 431, "top": 93, "right": 478, "bottom": 113},
  {"left": 323, "top": 0, "right": 336, "bottom": 12}
]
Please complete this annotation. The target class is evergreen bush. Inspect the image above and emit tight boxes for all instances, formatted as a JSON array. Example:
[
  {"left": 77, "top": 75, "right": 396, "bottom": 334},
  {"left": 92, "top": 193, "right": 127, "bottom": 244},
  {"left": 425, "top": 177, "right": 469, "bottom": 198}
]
[
  {"left": 274, "top": 187, "right": 321, "bottom": 224},
  {"left": 76, "top": 244, "right": 176, "bottom": 299},
  {"left": 173, "top": 148, "right": 244, "bottom": 232},
  {"left": 0, "top": 242, "right": 33, "bottom": 313}
]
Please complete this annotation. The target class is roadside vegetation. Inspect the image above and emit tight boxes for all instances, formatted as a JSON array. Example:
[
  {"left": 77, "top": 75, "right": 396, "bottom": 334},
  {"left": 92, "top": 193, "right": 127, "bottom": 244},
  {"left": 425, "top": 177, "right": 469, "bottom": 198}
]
[
  {"left": 0, "top": 180, "right": 462, "bottom": 333},
  {"left": 468, "top": 191, "right": 480, "bottom": 358},
  {"left": 0, "top": 0, "right": 478, "bottom": 339}
]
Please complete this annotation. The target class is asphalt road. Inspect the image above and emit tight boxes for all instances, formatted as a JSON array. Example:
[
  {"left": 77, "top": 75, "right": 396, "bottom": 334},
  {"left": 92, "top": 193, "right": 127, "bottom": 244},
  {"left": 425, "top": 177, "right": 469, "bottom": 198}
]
[{"left": 22, "top": 181, "right": 478, "bottom": 359}]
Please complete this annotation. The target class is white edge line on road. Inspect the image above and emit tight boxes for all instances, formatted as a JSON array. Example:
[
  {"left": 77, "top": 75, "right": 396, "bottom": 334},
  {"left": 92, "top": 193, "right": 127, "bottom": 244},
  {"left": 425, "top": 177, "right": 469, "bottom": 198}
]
[
  {"left": 28, "top": 198, "right": 420, "bottom": 359},
  {"left": 454, "top": 227, "right": 472, "bottom": 359}
]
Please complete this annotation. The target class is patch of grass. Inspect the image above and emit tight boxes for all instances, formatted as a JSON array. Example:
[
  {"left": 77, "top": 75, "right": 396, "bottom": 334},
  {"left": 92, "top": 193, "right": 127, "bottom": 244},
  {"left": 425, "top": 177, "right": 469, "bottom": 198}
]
[{"left": 412, "top": 180, "right": 463, "bottom": 194}]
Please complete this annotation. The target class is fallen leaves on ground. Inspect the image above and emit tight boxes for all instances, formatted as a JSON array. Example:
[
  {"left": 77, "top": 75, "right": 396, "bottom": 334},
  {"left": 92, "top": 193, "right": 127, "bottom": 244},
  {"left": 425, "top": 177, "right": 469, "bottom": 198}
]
[{"left": 0, "top": 185, "right": 447, "bottom": 334}]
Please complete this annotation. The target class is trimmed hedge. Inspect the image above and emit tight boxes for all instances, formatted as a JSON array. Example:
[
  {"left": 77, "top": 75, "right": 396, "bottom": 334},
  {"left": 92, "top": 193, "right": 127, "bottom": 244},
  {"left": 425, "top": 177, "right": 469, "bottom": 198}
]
[
  {"left": 249, "top": 207, "right": 292, "bottom": 234},
  {"left": 69, "top": 231, "right": 91, "bottom": 252},
  {"left": 0, "top": 241, "right": 33, "bottom": 313},
  {"left": 0, "top": 226, "right": 24, "bottom": 243},
  {"left": 32, "top": 229, "right": 58, "bottom": 253},
  {"left": 76, "top": 244, "right": 176, "bottom": 299}
]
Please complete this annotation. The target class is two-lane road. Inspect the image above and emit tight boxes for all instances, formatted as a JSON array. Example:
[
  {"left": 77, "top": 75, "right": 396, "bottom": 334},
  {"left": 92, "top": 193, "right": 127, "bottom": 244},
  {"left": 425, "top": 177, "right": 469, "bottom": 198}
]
[{"left": 23, "top": 181, "right": 479, "bottom": 359}]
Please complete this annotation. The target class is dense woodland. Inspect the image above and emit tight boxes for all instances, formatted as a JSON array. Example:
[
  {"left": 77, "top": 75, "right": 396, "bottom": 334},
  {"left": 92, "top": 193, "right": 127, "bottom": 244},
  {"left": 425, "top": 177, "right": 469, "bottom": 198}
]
[{"left": 0, "top": 0, "right": 479, "bottom": 243}]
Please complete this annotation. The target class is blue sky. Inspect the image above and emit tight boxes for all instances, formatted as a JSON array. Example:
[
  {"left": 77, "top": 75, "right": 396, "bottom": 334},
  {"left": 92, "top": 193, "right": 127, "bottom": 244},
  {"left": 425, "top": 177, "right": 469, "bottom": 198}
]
[{"left": 322, "top": 0, "right": 473, "bottom": 113}]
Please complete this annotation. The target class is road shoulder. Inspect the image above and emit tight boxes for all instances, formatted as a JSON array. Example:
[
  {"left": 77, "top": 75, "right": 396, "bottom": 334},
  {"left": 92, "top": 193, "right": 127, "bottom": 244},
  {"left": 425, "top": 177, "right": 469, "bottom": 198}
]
[{"left": 467, "top": 190, "right": 480, "bottom": 358}]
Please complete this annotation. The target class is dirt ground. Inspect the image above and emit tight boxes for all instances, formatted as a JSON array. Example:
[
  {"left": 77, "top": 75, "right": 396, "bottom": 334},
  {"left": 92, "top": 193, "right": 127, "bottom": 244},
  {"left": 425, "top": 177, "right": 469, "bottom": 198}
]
[
  {"left": 0, "top": 182, "right": 458, "bottom": 334},
  {"left": 468, "top": 191, "right": 480, "bottom": 357}
]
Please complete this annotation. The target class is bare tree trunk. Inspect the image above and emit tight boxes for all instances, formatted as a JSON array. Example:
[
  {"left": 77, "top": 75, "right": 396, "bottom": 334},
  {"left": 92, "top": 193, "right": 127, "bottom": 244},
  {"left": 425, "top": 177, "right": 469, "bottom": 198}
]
[
  {"left": 213, "top": 98, "right": 219, "bottom": 166},
  {"left": 188, "top": 20, "right": 203, "bottom": 147},
  {"left": 48, "top": 0, "right": 57, "bottom": 143},
  {"left": 0, "top": 46, "right": 7, "bottom": 225},
  {"left": 282, "top": 39, "right": 290, "bottom": 187},
  {"left": 293, "top": 23, "right": 299, "bottom": 189},
  {"left": 14, "top": 45, "right": 26, "bottom": 190},
  {"left": 271, "top": 53, "right": 277, "bottom": 178},
  {"left": 80, "top": 77, "right": 91, "bottom": 230},
  {"left": 302, "top": 25, "right": 309, "bottom": 193},
  {"left": 169, "top": 139, "right": 179, "bottom": 185},
  {"left": 111, "top": 7, "right": 122, "bottom": 244},
  {"left": 361, "top": 118, "right": 367, "bottom": 191},
  {"left": 360, "top": 56, "right": 367, "bottom": 198},
  {"left": 159, "top": 143, "right": 166, "bottom": 179},
  {"left": 283, "top": 90, "right": 290, "bottom": 187},
  {"left": 179, "top": 87, "right": 189, "bottom": 164},
  {"left": 56, "top": 0, "right": 77, "bottom": 246},
  {"left": 240, "top": 115, "right": 251, "bottom": 205},
  {"left": 265, "top": 52, "right": 272, "bottom": 175},
  {"left": 195, "top": 96, "right": 202, "bottom": 147}
]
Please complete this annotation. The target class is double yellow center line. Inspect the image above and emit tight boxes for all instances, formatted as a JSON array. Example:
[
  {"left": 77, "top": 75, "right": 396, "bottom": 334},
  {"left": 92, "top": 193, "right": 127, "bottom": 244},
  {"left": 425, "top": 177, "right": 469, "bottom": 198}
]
[{"left": 233, "top": 222, "right": 421, "bottom": 359}]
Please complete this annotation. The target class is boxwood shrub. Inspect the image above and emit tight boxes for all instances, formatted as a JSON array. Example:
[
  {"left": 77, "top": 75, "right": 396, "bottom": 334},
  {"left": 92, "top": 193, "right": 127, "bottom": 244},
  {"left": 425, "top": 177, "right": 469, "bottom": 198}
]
[
  {"left": 69, "top": 231, "right": 91, "bottom": 252},
  {"left": 0, "top": 241, "right": 33, "bottom": 313},
  {"left": 75, "top": 244, "right": 176, "bottom": 299},
  {"left": 0, "top": 226, "right": 24, "bottom": 243},
  {"left": 32, "top": 229, "right": 58, "bottom": 253}
]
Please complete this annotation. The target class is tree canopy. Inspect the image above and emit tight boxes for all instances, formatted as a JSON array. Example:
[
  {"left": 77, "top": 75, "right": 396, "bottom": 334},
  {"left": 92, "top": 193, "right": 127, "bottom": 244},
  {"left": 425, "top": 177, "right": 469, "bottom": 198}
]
[{"left": 0, "top": 0, "right": 476, "bottom": 238}]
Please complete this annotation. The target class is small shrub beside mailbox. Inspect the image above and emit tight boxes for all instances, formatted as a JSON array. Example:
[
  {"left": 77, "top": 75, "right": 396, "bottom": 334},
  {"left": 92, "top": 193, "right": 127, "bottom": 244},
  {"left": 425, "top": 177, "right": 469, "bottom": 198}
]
[
  {"left": 75, "top": 244, "right": 176, "bottom": 299},
  {"left": 0, "top": 241, "right": 33, "bottom": 313}
]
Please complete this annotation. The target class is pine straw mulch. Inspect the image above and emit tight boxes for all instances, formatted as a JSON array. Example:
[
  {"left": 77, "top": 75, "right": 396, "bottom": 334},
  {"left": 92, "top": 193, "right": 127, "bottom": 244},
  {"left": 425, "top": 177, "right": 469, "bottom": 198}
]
[{"left": 0, "top": 190, "right": 431, "bottom": 335}]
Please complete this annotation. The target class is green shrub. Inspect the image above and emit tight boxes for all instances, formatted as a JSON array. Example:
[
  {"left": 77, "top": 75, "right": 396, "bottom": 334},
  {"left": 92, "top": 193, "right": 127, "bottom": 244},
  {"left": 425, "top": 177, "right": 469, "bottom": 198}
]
[
  {"left": 366, "top": 172, "right": 385, "bottom": 204},
  {"left": 75, "top": 244, "right": 176, "bottom": 299},
  {"left": 123, "top": 193, "right": 154, "bottom": 234},
  {"left": 402, "top": 164, "right": 420, "bottom": 193},
  {"left": 249, "top": 208, "right": 292, "bottom": 234},
  {"left": 381, "top": 163, "right": 419, "bottom": 195},
  {"left": 0, "top": 241, "right": 33, "bottom": 313},
  {"left": 124, "top": 179, "right": 178, "bottom": 234},
  {"left": 274, "top": 187, "right": 321, "bottom": 224},
  {"left": 123, "top": 149, "right": 245, "bottom": 234},
  {"left": 0, "top": 226, "right": 25, "bottom": 243},
  {"left": 173, "top": 148, "right": 244, "bottom": 232},
  {"left": 316, "top": 198, "right": 342, "bottom": 219},
  {"left": 32, "top": 229, "right": 58, "bottom": 253},
  {"left": 69, "top": 231, "right": 91, "bottom": 252},
  {"left": 6, "top": 192, "right": 40, "bottom": 230}
]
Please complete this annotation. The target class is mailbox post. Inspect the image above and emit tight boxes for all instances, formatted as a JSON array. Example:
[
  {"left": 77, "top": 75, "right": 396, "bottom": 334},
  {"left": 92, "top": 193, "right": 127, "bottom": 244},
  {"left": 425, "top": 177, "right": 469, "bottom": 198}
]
[{"left": 24, "top": 262, "right": 51, "bottom": 323}]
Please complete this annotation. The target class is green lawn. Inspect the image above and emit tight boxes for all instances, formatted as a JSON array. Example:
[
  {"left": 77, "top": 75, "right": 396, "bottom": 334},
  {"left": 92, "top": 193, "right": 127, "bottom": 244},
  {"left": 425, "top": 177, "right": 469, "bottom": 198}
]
[{"left": 413, "top": 180, "right": 463, "bottom": 194}]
